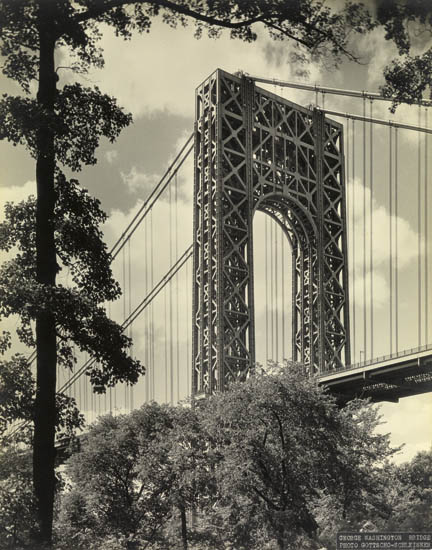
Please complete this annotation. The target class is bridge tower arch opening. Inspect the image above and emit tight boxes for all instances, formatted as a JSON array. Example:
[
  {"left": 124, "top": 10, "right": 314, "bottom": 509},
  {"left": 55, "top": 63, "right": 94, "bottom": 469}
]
[
  {"left": 252, "top": 209, "right": 293, "bottom": 368},
  {"left": 192, "top": 69, "right": 351, "bottom": 395}
]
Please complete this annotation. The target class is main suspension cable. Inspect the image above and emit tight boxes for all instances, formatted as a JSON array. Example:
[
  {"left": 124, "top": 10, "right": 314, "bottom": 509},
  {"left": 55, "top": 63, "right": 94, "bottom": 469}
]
[
  {"left": 322, "top": 109, "right": 432, "bottom": 135},
  {"left": 110, "top": 134, "right": 193, "bottom": 260},
  {"left": 250, "top": 75, "right": 432, "bottom": 108},
  {"left": 57, "top": 246, "right": 193, "bottom": 395}
]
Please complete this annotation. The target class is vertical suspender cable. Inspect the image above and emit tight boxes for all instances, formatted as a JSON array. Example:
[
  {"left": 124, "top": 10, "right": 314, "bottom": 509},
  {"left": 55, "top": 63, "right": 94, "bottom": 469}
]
[
  {"left": 84, "top": 350, "right": 88, "bottom": 416},
  {"left": 122, "top": 245, "right": 128, "bottom": 411},
  {"left": 89, "top": 365, "right": 93, "bottom": 422},
  {"left": 78, "top": 349, "right": 82, "bottom": 412},
  {"left": 270, "top": 219, "right": 274, "bottom": 358},
  {"left": 351, "top": 119, "right": 356, "bottom": 360},
  {"left": 164, "top": 284, "right": 168, "bottom": 403},
  {"left": 281, "top": 229, "right": 285, "bottom": 360},
  {"left": 395, "top": 128, "right": 399, "bottom": 353},
  {"left": 418, "top": 107, "right": 422, "bottom": 347},
  {"left": 144, "top": 218, "right": 148, "bottom": 403},
  {"left": 425, "top": 108, "right": 429, "bottom": 344},
  {"left": 128, "top": 237, "right": 133, "bottom": 410},
  {"left": 175, "top": 173, "right": 180, "bottom": 403},
  {"left": 96, "top": 380, "right": 99, "bottom": 418},
  {"left": 72, "top": 344, "right": 76, "bottom": 402},
  {"left": 186, "top": 255, "right": 190, "bottom": 397},
  {"left": 151, "top": 210, "right": 155, "bottom": 401},
  {"left": 108, "top": 302, "right": 112, "bottom": 413},
  {"left": 275, "top": 224, "right": 279, "bottom": 361},
  {"left": 67, "top": 350, "right": 71, "bottom": 398},
  {"left": 362, "top": 98, "right": 367, "bottom": 360},
  {"left": 389, "top": 125, "right": 393, "bottom": 354},
  {"left": 265, "top": 216, "right": 269, "bottom": 363},
  {"left": 169, "top": 182, "right": 174, "bottom": 404},
  {"left": 346, "top": 118, "right": 351, "bottom": 362},
  {"left": 369, "top": 100, "right": 374, "bottom": 359}
]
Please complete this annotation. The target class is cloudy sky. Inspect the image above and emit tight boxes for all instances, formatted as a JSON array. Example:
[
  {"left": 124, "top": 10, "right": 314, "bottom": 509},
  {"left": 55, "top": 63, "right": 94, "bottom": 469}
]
[{"left": 1, "top": 7, "right": 431, "bottom": 462}]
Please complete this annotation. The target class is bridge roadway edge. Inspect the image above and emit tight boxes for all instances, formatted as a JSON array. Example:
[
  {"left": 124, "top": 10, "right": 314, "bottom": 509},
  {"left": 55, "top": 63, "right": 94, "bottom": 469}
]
[{"left": 319, "top": 346, "right": 432, "bottom": 403}]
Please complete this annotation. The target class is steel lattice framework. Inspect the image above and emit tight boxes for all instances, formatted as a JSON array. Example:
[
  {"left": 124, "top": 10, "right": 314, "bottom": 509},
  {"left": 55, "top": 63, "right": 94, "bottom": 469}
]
[{"left": 192, "top": 69, "right": 351, "bottom": 395}]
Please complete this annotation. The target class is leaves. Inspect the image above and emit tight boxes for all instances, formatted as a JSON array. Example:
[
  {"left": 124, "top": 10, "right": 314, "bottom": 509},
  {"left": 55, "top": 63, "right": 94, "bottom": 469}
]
[
  {"left": 58, "top": 405, "right": 177, "bottom": 547},
  {"left": 196, "top": 365, "right": 398, "bottom": 548},
  {"left": 54, "top": 84, "right": 132, "bottom": 171},
  {"left": 0, "top": 171, "right": 143, "bottom": 387},
  {"left": 0, "top": 355, "right": 34, "bottom": 435},
  {"left": 55, "top": 369, "right": 406, "bottom": 549},
  {"left": 0, "top": 353, "right": 85, "bottom": 446},
  {"left": 0, "top": 86, "right": 132, "bottom": 171},
  {"left": 0, "top": 445, "right": 39, "bottom": 549},
  {"left": 381, "top": 49, "right": 432, "bottom": 112}
]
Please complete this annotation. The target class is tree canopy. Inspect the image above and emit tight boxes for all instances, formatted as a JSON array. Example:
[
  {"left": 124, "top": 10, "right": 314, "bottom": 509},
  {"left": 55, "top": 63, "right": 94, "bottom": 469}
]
[{"left": 54, "top": 365, "right": 402, "bottom": 550}]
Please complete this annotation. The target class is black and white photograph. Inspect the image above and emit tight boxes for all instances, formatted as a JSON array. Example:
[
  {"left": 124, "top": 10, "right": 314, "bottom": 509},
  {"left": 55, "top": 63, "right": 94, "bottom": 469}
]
[{"left": 0, "top": 1, "right": 431, "bottom": 548}]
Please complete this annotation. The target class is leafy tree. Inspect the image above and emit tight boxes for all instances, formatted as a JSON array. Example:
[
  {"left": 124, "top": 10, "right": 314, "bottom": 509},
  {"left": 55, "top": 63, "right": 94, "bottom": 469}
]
[
  {"left": 56, "top": 404, "right": 178, "bottom": 549},
  {"left": 376, "top": 1, "right": 432, "bottom": 111},
  {"left": 0, "top": 357, "right": 83, "bottom": 550},
  {"left": 155, "top": 405, "right": 217, "bottom": 550},
  {"left": 1, "top": 1, "right": 430, "bottom": 546},
  {"left": 314, "top": 449, "right": 432, "bottom": 549},
  {"left": 197, "top": 364, "right": 398, "bottom": 550},
  {"left": 0, "top": 175, "right": 144, "bottom": 547},
  {"left": 379, "top": 449, "right": 432, "bottom": 532},
  {"left": 55, "top": 367, "right": 408, "bottom": 549},
  {"left": 56, "top": 402, "right": 216, "bottom": 550},
  {"left": 0, "top": 445, "right": 38, "bottom": 550}
]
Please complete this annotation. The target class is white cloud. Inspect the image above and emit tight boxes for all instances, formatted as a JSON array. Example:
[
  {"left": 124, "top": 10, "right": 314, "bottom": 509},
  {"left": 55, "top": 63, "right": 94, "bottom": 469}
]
[
  {"left": 0, "top": 180, "right": 35, "bottom": 222},
  {"left": 120, "top": 166, "right": 161, "bottom": 194},
  {"left": 377, "top": 394, "right": 432, "bottom": 464},
  {"left": 105, "top": 149, "right": 118, "bottom": 163},
  {"left": 58, "top": 18, "right": 329, "bottom": 120},
  {"left": 356, "top": 29, "right": 399, "bottom": 91},
  {"left": 347, "top": 178, "right": 422, "bottom": 299}
]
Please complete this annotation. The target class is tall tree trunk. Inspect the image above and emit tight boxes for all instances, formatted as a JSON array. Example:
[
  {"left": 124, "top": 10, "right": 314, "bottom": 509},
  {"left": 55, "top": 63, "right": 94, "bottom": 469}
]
[
  {"left": 33, "top": 2, "right": 57, "bottom": 546},
  {"left": 179, "top": 504, "right": 188, "bottom": 550}
]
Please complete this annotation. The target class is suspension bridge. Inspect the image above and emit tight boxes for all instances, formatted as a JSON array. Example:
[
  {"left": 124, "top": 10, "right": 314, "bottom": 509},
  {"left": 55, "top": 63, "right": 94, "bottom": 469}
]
[{"left": 38, "top": 69, "right": 432, "bottom": 423}]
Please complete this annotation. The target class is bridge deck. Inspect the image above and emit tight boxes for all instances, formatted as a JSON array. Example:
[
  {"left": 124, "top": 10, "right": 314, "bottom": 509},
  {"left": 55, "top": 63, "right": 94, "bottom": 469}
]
[{"left": 319, "top": 345, "right": 432, "bottom": 403}]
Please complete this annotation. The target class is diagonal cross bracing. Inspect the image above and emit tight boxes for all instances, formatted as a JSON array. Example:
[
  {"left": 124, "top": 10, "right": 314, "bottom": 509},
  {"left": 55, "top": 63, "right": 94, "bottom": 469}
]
[{"left": 193, "top": 70, "right": 351, "bottom": 394}]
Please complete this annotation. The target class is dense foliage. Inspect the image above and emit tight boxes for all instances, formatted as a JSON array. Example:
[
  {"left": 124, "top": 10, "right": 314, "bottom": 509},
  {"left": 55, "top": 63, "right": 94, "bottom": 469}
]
[
  {"left": 1, "top": 364, "right": 430, "bottom": 549},
  {"left": 51, "top": 365, "right": 410, "bottom": 550}
]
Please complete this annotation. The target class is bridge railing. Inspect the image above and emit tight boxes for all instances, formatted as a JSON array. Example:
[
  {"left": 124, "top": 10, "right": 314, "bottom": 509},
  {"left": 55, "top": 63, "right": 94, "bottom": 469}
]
[{"left": 319, "top": 343, "right": 432, "bottom": 378}]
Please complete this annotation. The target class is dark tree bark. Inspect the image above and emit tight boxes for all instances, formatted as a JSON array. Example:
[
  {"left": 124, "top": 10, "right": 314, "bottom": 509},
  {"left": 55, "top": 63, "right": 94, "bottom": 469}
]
[
  {"left": 33, "top": 1, "right": 58, "bottom": 546},
  {"left": 179, "top": 504, "right": 188, "bottom": 550}
]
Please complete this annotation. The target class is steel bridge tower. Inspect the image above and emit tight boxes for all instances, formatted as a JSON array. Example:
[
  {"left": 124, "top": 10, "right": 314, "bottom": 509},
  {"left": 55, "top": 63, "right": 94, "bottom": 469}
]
[{"left": 192, "top": 69, "right": 351, "bottom": 395}]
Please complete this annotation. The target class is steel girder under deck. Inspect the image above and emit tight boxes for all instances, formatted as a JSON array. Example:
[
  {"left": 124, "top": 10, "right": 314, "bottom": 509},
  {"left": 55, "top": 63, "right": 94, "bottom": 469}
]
[{"left": 192, "top": 69, "right": 350, "bottom": 395}]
